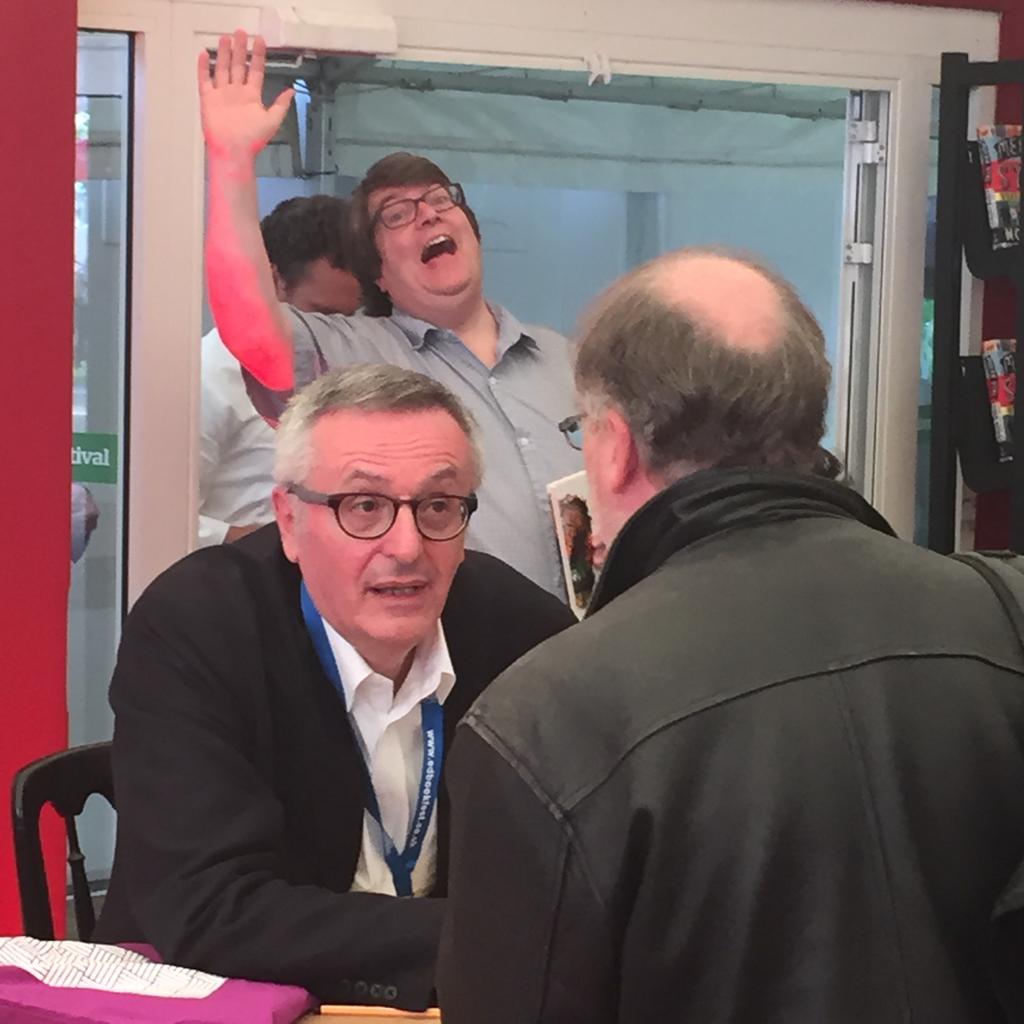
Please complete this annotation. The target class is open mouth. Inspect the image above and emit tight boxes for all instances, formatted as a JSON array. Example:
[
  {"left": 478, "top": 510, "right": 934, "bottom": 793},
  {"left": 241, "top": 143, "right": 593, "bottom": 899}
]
[
  {"left": 368, "top": 582, "right": 429, "bottom": 598},
  {"left": 421, "top": 235, "right": 457, "bottom": 264}
]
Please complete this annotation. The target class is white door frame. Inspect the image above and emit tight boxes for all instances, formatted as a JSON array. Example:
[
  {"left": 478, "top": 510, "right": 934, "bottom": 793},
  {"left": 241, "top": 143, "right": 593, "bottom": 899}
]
[{"left": 78, "top": 0, "right": 999, "bottom": 602}]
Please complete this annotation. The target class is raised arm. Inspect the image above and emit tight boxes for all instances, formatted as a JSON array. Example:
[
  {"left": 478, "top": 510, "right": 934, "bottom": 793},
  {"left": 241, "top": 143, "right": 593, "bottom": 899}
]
[{"left": 199, "top": 31, "right": 295, "bottom": 390}]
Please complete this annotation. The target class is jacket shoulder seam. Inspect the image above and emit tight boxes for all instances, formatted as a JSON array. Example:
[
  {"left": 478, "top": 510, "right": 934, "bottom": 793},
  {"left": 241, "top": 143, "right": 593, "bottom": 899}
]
[
  {"left": 557, "top": 650, "right": 1024, "bottom": 811},
  {"left": 462, "top": 715, "right": 611, "bottom": 915},
  {"left": 828, "top": 671, "right": 914, "bottom": 1017}
]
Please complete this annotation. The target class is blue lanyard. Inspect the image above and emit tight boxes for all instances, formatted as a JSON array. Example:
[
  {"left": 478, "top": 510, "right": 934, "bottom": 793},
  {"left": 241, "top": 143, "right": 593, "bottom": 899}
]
[{"left": 300, "top": 582, "right": 444, "bottom": 897}]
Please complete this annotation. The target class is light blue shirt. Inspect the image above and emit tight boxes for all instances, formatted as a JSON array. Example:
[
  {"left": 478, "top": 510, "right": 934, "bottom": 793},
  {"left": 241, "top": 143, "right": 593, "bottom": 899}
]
[{"left": 244, "top": 303, "right": 582, "bottom": 598}]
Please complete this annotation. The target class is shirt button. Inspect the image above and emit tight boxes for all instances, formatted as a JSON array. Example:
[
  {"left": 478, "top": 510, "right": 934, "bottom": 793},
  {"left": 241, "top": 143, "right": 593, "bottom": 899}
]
[{"left": 518, "top": 437, "right": 530, "bottom": 449}]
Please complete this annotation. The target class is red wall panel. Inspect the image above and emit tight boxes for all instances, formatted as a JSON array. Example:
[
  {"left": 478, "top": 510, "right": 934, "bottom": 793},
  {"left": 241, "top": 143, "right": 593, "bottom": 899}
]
[{"left": 0, "top": 2, "right": 76, "bottom": 933}]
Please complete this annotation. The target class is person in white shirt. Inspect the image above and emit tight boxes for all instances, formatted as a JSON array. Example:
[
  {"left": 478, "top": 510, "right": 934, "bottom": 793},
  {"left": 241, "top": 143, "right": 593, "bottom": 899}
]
[{"left": 198, "top": 194, "right": 362, "bottom": 545}]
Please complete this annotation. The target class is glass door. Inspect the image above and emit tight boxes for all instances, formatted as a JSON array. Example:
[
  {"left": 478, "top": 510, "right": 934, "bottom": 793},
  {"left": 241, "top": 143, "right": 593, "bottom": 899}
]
[{"left": 68, "top": 28, "right": 132, "bottom": 896}]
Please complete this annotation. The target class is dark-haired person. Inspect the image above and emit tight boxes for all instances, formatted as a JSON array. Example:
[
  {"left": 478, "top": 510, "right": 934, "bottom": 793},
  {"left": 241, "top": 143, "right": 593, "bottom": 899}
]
[
  {"left": 440, "top": 248, "right": 1024, "bottom": 1024},
  {"left": 198, "top": 31, "right": 580, "bottom": 595},
  {"left": 199, "top": 194, "right": 361, "bottom": 545}
]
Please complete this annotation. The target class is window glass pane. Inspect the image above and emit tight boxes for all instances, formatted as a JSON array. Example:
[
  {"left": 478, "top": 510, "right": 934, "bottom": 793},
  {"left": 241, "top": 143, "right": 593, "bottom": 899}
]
[
  {"left": 914, "top": 87, "right": 939, "bottom": 545},
  {"left": 69, "top": 29, "right": 131, "bottom": 895},
  {"left": 328, "top": 64, "right": 848, "bottom": 445}
]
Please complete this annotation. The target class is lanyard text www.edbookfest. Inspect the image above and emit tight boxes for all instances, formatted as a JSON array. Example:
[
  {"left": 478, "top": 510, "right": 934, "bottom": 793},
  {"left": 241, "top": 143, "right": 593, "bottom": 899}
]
[{"left": 300, "top": 582, "right": 443, "bottom": 897}]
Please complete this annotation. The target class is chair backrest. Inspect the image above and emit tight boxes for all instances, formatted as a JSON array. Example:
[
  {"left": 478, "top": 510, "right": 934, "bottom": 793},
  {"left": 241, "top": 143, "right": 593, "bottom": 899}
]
[{"left": 10, "top": 741, "right": 115, "bottom": 941}]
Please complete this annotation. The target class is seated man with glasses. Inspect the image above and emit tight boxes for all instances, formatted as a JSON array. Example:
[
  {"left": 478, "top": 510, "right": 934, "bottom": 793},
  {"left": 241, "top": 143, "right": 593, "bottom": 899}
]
[
  {"left": 199, "top": 31, "right": 581, "bottom": 601},
  {"left": 95, "top": 365, "right": 575, "bottom": 1011}
]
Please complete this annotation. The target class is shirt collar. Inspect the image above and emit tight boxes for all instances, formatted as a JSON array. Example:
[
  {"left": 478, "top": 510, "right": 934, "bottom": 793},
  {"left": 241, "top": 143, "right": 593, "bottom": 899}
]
[
  {"left": 322, "top": 618, "right": 455, "bottom": 715},
  {"left": 390, "top": 302, "right": 538, "bottom": 359}
]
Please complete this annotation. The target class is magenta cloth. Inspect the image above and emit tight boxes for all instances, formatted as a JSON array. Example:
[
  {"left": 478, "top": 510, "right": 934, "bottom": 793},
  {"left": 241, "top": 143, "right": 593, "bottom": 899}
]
[{"left": 0, "top": 944, "right": 316, "bottom": 1023}]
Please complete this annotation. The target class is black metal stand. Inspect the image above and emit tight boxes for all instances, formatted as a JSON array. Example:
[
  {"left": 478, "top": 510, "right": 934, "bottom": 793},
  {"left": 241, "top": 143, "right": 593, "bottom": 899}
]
[{"left": 930, "top": 52, "right": 1024, "bottom": 553}]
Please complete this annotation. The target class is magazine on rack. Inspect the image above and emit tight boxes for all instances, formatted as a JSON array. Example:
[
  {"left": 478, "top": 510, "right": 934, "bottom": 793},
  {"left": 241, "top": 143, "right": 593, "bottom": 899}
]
[
  {"left": 547, "top": 470, "right": 600, "bottom": 619},
  {"left": 982, "top": 337, "right": 1017, "bottom": 462},
  {"left": 977, "top": 125, "right": 1021, "bottom": 250}
]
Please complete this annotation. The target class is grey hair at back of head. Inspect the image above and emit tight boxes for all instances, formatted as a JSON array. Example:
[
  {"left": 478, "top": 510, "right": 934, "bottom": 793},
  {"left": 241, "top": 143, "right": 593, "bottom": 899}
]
[
  {"left": 274, "top": 364, "right": 483, "bottom": 487},
  {"left": 574, "top": 247, "right": 831, "bottom": 479}
]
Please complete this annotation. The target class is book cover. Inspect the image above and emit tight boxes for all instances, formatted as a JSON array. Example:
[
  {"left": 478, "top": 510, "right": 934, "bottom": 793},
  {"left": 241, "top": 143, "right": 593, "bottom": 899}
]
[
  {"left": 982, "top": 337, "right": 1017, "bottom": 462},
  {"left": 977, "top": 125, "right": 1021, "bottom": 250},
  {"left": 546, "top": 469, "right": 599, "bottom": 619}
]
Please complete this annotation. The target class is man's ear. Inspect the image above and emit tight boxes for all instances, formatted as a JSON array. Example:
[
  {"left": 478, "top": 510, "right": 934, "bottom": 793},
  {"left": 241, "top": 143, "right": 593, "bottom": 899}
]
[
  {"left": 603, "top": 406, "right": 643, "bottom": 495},
  {"left": 272, "top": 486, "right": 300, "bottom": 564},
  {"left": 271, "top": 266, "right": 289, "bottom": 303}
]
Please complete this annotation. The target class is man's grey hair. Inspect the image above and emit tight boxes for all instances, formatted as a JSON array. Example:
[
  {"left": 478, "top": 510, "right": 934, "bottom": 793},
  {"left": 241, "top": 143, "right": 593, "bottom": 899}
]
[
  {"left": 274, "top": 364, "right": 483, "bottom": 487},
  {"left": 574, "top": 246, "right": 831, "bottom": 480}
]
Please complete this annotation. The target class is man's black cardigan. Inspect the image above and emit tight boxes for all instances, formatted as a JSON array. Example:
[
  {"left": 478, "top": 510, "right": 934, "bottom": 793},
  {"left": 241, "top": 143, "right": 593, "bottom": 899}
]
[{"left": 95, "top": 525, "right": 574, "bottom": 1010}]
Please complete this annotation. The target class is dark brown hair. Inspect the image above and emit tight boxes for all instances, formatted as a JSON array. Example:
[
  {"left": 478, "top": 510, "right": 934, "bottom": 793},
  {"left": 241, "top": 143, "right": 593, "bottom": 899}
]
[
  {"left": 347, "top": 153, "right": 481, "bottom": 317},
  {"left": 574, "top": 249, "right": 831, "bottom": 478},
  {"left": 260, "top": 195, "right": 352, "bottom": 289}
]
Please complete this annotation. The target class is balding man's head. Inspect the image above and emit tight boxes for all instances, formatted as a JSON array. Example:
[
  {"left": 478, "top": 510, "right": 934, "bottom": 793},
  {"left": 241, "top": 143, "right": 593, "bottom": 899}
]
[
  {"left": 574, "top": 247, "right": 830, "bottom": 480},
  {"left": 647, "top": 252, "right": 785, "bottom": 353}
]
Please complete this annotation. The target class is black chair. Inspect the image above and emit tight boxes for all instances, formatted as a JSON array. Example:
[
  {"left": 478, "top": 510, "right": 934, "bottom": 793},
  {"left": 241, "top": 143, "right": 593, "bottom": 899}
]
[{"left": 11, "top": 741, "right": 115, "bottom": 941}]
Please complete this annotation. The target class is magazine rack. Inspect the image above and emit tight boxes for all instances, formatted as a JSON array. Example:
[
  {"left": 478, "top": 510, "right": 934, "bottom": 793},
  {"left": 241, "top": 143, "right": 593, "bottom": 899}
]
[{"left": 930, "top": 52, "right": 1024, "bottom": 552}]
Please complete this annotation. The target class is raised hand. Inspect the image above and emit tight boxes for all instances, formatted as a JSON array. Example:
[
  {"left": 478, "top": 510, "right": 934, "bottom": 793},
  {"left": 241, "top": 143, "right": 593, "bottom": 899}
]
[{"left": 197, "top": 30, "right": 294, "bottom": 162}]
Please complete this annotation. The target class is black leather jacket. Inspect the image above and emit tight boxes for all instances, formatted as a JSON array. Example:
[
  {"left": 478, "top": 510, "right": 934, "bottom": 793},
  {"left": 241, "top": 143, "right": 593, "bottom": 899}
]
[{"left": 440, "top": 469, "right": 1024, "bottom": 1024}]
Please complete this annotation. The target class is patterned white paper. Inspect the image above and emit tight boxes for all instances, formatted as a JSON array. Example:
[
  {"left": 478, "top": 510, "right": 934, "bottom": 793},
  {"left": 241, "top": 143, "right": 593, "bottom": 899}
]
[{"left": 0, "top": 937, "right": 227, "bottom": 999}]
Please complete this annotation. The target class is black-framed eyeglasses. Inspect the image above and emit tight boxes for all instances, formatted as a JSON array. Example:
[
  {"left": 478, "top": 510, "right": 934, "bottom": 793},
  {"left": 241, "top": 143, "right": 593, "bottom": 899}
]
[
  {"left": 558, "top": 414, "right": 585, "bottom": 451},
  {"left": 371, "top": 183, "right": 466, "bottom": 231},
  {"left": 288, "top": 484, "right": 478, "bottom": 541}
]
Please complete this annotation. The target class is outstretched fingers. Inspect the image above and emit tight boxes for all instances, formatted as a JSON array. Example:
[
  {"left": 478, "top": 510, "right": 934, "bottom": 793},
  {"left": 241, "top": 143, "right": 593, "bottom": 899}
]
[
  {"left": 248, "top": 35, "right": 267, "bottom": 95},
  {"left": 268, "top": 87, "right": 296, "bottom": 131},
  {"left": 212, "top": 33, "right": 231, "bottom": 89},
  {"left": 197, "top": 49, "right": 212, "bottom": 96},
  {"left": 229, "top": 28, "right": 248, "bottom": 85}
]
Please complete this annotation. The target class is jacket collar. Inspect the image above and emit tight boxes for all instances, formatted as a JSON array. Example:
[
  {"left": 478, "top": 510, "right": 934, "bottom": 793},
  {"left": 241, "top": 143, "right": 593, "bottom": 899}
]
[{"left": 587, "top": 467, "right": 896, "bottom": 616}]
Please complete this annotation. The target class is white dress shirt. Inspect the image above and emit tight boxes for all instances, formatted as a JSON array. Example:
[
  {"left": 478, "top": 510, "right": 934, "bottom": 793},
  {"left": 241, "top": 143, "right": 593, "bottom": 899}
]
[
  {"left": 197, "top": 329, "right": 276, "bottom": 547},
  {"left": 324, "top": 620, "right": 455, "bottom": 897}
]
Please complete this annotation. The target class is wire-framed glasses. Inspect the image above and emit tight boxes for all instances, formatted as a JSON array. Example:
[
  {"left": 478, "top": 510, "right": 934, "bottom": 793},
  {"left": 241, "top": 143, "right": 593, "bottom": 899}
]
[{"left": 558, "top": 414, "right": 585, "bottom": 451}]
